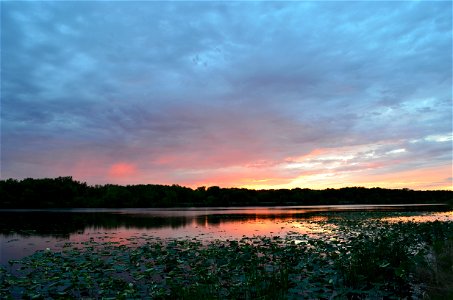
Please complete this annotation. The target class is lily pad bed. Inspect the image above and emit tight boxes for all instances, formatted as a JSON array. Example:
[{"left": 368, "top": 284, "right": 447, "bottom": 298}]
[{"left": 1, "top": 219, "right": 452, "bottom": 299}]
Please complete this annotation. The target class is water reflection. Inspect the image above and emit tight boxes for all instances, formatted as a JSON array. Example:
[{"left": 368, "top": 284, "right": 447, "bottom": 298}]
[
  {"left": 379, "top": 211, "right": 453, "bottom": 223},
  {"left": 0, "top": 211, "right": 326, "bottom": 238},
  {"left": 1, "top": 204, "right": 447, "bottom": 237},
  {"left": 0, "top": 205, "right": 451, "bottom": 265}
]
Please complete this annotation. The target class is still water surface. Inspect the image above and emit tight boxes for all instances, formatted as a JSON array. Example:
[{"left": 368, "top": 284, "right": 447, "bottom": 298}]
[{"left": 1, "top": 204, "right": 451, "bottom": 265}]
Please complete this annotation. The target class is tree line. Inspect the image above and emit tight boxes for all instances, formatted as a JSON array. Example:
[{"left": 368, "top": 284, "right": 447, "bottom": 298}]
[{"left": 0, "top": 177, "right": 451, "bottom": 208}]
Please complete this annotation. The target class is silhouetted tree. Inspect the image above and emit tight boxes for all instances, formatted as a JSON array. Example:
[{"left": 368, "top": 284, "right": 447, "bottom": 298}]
[{"left": 0, "top": 177, "right": 451, "bottom": 208}]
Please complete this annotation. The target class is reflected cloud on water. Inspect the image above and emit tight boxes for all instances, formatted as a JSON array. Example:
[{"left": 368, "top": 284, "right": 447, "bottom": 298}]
[
  {"left": 0, "top": 204, "right": 449, "bottom": 237},
  {"left": 0, "top": 205, "right": 451, "bottom": 264}
]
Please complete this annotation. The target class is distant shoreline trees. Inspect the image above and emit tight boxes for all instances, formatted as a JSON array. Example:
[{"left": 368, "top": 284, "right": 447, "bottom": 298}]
[{"left": 0, "top": 177, "right": 452, "bottom": 209}]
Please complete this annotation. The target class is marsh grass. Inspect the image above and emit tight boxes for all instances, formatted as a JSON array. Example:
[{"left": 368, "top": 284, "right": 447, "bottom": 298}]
[
  {"left": 1, "top": 217, "right": 452, "bottom": 299},
  {"left": 414, "top": 238, "right": 453, "bottom": 299}
]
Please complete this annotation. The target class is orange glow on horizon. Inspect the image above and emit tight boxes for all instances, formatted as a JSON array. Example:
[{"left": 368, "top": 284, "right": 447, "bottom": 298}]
[
  {"left": 65, "top": 144, "right": 451, "bottom": 191},
  {"left": 239, "top": 164, "right": 453, "bottom": 191}
]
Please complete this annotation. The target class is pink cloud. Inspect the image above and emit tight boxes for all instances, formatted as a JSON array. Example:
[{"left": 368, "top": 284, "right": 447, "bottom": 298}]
[{"left": 109, "top": 163, "right": 137, "bottom": 178}]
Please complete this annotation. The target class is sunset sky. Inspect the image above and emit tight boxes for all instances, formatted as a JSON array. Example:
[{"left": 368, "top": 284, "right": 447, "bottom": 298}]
[{"left": 2, "top": 1, "right": 452, "bottom": 190}]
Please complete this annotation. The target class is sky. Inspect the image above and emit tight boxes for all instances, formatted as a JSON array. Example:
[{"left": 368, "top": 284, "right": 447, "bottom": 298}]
[{"left": 1, "top": 1, "right": 452, "bottom": 190}]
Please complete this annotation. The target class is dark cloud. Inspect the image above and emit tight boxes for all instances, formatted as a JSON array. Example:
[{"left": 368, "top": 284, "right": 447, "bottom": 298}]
[{"left": 1, "top": 1, "right": 451, "bottom": 189}]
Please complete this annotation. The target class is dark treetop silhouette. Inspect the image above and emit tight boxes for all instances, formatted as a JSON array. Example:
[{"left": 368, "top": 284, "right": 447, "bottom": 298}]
[{"left": 1, "top": 177, "right": 451, "bottom": 208}]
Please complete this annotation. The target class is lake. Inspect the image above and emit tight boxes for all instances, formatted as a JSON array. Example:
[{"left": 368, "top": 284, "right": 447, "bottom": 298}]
[{"left": 1, "top": 204, "right": 451, "bottom": 265}]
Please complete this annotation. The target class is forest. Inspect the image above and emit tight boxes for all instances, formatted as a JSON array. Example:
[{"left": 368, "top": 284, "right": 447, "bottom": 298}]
[{"left": 0, "top": 177, "right": 452, "bottom": 208}]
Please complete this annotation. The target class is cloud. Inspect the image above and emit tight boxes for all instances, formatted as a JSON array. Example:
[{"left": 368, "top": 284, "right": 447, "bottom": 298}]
[
  {"left": 1, "top": 1, "right": 451, "bottom": 189},
  {"left": 109, "top": 163, "right": 137, "bottom": 178}
]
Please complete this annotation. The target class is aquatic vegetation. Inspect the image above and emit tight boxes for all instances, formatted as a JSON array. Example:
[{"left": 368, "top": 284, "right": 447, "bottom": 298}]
[
  {"left": 1, "top": 218, "right": 452, "bottom": 299},
  {"left": 412, "top": 236, "right": 453, "bottom": 299}
]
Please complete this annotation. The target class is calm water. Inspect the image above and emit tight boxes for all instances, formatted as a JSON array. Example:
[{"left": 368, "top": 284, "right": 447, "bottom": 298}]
[{"left": 1, "top": 204, "right": 451, "bottom": 265}]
